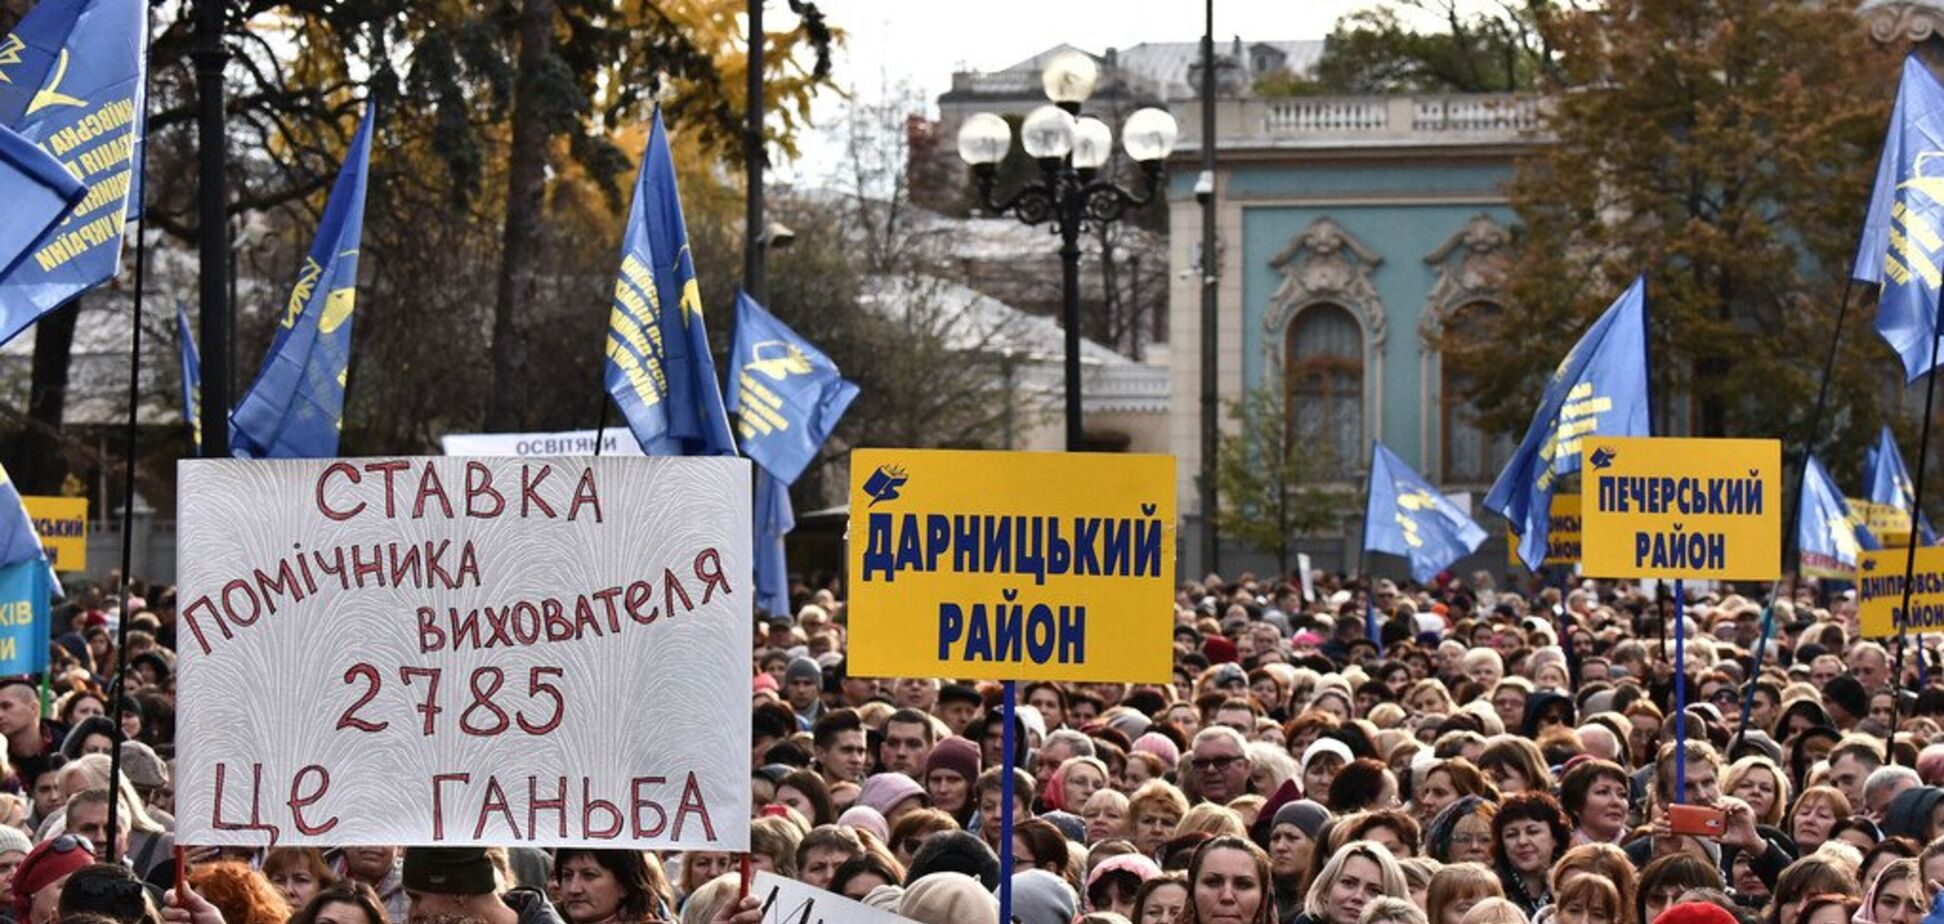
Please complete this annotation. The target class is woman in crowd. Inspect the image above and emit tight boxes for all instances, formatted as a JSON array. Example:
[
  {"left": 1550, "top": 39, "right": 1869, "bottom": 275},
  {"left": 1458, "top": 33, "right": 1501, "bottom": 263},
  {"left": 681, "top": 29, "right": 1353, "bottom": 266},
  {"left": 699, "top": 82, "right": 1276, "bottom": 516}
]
[
  {"left": 1301, "top": 842, "right": 1411, "bottom": 924},
  {"left": 1723, "top": 756, "right": 1792, "bottom": 829},
  {"left": 1430, "top": 863, "right": 1500, "bottom": 924},
  {"left": 552, "top": 849, "right": 676, "bottom": 924},
  {"left": 1556, "top": 760, "right": 1631, "bottom": 847},
  {"left": 289, "top": 884, "right": 388, "bottom": 924},
  {"left": 262, "top": 848, "right": 335, "bottom": 913},
  {"left": 1426, "top": 798, "right": 1497, "bottom": 866},
  {"left": 1133, "top": 871, "right": 1188, "bottom": 924},
  {"left": 1491, "top": 792, "right": 1570, "bottom": 917},
  {"left": 1786, "top": 787, "right": 1851, "bottom": 856},
  {"left": 1179, "top": 835, "right": 1275, "bottom": 924}
]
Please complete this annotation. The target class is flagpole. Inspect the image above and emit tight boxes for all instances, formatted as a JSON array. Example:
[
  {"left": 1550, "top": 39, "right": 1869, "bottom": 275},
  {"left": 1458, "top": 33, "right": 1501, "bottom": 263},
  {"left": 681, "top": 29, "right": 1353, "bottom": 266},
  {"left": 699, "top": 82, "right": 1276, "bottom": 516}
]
[
  {"left": 1788, "top": 280, "right": 1856, "bottom": 590},
  {"left": 103, "top": 6, "right": 156, "bottom": 865},
  {"left": 1674, "top": 578, "right": 1687, "bottom": 801},
  {"left": 1888, "top": 307, "right": 1944, "bottom": 766},
  {"left": 998, "top": 679, "right": 1017, "bottom": 924}
]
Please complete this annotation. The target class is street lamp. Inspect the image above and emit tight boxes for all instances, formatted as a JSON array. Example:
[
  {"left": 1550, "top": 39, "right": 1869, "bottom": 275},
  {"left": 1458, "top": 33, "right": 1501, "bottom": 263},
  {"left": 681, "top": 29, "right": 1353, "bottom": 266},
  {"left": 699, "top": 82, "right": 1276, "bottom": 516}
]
[{"left": 957, "top": 50, "right": 1179, "bottom": 452}]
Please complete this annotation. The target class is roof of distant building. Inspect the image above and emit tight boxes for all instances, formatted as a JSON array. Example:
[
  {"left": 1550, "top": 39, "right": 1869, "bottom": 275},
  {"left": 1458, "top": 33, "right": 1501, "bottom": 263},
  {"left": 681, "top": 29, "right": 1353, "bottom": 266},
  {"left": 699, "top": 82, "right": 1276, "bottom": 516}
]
[{"left": 946, "top": 39, "right": 1320, "bottom": 103}]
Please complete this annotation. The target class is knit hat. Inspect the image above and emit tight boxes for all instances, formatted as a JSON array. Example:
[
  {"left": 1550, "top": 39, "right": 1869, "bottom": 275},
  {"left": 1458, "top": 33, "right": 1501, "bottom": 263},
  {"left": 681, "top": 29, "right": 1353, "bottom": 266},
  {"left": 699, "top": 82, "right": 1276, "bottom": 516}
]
[
  {"left": 1271, "top": 800, "right": 1332, "bottom": 840},
  {"left": 839, "top": 805, "right": 890, "bottom": 842},
  {"left": 1085, "top": 854, "right": 1161, "bottom": 896},
  {"left": 925, "top": 736, "right": 981, "bottom": 784},
  {"left": 861, "top": 885, "right": 905, "bottom": 912},
  {"left": 858, "top": 773, "right": 928, "bottom": 817},
  {"left": 1010, "top": 870, "right": 1078, "bottom": 924},
  {"left": 900, "top": 872, "right": 998, "bottom": 924},
  {"left": 1885, "top": 786, "right": 1944, "bottom": 841},
  {"left": 1106, "top": 710, "right": 1152, "bottom": 740},
  {"left": 1018, "top": 705, "right": 1047, "bottom": 743},
  {"left": 1204, "top": 637, "right": 1239, "bottom": 665},
  {"left": 752, "top": 672, "right": 779, "bottom": 694},
  {"left": 12, "top": 835, "right": 92, "bottom": 921},
  {"left": 1132, "top": 732, "right": 1180, "bottom": 766},
  {"left": 402, "top": 847, "right": 497, "bottom": 895},
  {"left": 939, "top": 683, "right": 983, "bottom": 707},
  {"left": 0, "top": 827, "right": 29, "bottom": 858},
  {"left": 1651, "top": 902, "right": 1741, "bottom": 924},
  {"left": 784, "top": 656, "right": 822, "bottom": 687},
  {"left": 1039, "top": 810, "right": 1086, "bottom": 843},
  {"left": 1300, "top": 739, "right": 1354, "bottom": 780},
  {"left": 118, "top": 741, "right": 168, "bottom": 789},
  {"left": 906, "top": 831, "right": 1001, "bottom": 891}
]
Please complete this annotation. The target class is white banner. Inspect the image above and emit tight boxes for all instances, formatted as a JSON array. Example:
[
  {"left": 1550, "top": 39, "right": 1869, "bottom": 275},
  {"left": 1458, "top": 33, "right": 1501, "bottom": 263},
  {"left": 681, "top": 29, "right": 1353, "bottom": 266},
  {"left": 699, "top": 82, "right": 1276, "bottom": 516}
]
[
  {"left": 750, "top": 872, "right": 914, "bottom": 924},
  {"left": 440, "top": 429, "right": 645, "bottom": 458},
  {"left": 175, "top": 456, "right": 752, "bottom": 849}
]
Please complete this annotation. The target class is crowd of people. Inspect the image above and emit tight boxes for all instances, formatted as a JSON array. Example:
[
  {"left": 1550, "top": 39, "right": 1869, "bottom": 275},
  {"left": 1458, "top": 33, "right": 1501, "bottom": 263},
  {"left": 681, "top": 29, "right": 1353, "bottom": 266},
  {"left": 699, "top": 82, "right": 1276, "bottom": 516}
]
[{"left": 14, "top": 567, "right": 1944, "bottom": 924}]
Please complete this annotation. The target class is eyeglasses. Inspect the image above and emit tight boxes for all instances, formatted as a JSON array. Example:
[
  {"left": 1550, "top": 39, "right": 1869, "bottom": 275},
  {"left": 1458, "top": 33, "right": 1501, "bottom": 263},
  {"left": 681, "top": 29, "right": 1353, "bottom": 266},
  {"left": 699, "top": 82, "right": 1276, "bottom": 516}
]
[{"left": 1192, "top": 755, "right": 1243, "bottom": 772}]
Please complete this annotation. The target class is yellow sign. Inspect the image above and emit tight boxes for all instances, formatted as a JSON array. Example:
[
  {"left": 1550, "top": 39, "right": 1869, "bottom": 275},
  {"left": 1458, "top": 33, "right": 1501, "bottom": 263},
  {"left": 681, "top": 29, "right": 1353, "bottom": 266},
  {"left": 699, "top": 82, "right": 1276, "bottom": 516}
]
[
  {"left": 1858, "top": 545, "right": 1944, "bottom": 637},
  {"left": 1508, "top": 494, "right": 1581, "bottom": 568},
  {"left": 22, "top": 496, "right": 86, "bottom": 572},
  {"left": 1580, "top": 437, "right": 1781, "bottom": 580},
  {"left": 1854, "top": 499, "right": 1914, "bottom": 537},
  {"left": 846, "top": 449, "right": 1176, "bottom": 683}
]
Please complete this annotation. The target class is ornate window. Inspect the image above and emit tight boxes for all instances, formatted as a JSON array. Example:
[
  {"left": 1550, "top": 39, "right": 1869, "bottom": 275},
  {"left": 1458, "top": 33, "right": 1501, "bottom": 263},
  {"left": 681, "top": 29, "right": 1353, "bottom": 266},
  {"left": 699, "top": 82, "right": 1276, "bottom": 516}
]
[
  {"left": 1264, "top": 218, "right": 1386, "bottom": 480},
  {"left": 1286, "top": 304, "right": 1365, "bottom": 478},
  {"left": 1420, "top": 214, "right": 1512, "bottom": 484}
]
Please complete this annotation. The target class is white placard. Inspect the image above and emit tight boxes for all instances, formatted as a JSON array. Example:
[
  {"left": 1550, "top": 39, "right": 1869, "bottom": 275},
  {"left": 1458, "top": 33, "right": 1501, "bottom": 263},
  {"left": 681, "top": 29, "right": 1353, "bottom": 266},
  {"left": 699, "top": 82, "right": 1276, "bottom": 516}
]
[
  {"left": 175, "top": 456, "right": 752, "bottom": 850},
  {"left": 751, "top": 872, "right": 915, "bottom": 924},
  {"left": 440, "top": 429, "right": 644, "bottom": 457}
]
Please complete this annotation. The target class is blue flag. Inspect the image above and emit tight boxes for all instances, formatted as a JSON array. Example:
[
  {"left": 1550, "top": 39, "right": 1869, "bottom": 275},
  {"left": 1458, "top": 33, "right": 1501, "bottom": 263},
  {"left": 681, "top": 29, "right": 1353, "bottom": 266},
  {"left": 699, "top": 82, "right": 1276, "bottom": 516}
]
[
  {"left": 0, "top": 125, "right": 84, "bottom": 277},
  {"left": 0, "top": 465, "right": 47, "bottom": 572},
  {"left": 1799, "top": 454, "right": 1879, "bottom": 578},
  {"left": 176, "top": 300, "right": 199, "bottom": 451},
  {"left": 604, "top": 106, "right": 735, "bottom": 457},
  {"left": 0, "top": 0, "right": 147, "bottom": 347},
  {"left": 230, "top": 105, "right": 375, "bottom": 459},
  {"left": 753, "top": 468, "right": 795, "bottom": 616},
  {"left": 1866, "top": 424, "right": 1938, "bottom": 544},
  {"left": 1365, "top": 442, "right": 1488, "bottom": 583},
  {"left": 1855, "top": 56, "right": 1944, "bottom": 380},
  {"left": 1485, "top": 276, "right": 1653, "bottom": 571},
  {"left": 727, "top": 292, "right": 860, "bottom": 484},
  {"left": 0, "top": 559, "right": 50, "bottom": 676}
]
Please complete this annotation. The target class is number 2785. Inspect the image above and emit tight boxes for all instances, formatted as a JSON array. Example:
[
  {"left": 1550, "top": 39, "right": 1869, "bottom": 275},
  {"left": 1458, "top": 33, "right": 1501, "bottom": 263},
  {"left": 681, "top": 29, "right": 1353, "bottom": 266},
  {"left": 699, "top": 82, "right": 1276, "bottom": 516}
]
[{"left": 336, "top": 664, "right": 565, "bottom": 737}]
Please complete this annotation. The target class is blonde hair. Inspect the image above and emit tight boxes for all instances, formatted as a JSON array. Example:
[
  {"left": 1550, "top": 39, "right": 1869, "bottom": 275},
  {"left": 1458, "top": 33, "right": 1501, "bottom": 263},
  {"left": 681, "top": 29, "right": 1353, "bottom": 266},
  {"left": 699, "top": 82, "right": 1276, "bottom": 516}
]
[
  {"left": 1459, "top": 897, "right": 1529, "bottom": 924},
  {"left": 1249, "top": 742, "right": 1299, "bottom": 792},
  {"left": 679, "top": 874, "right": 740, "bottom": 924},
  {"left": 1176, "top": 802, "right": 1246, "bottom": 839},
  {"left": 1722, "top": 756, "right": 1792, "bottom": 827},
  {"left": 1306, "top": 841, "right": 1410, "bottom": 920},
  {"left": 1427, "top": 862, "right": 1504, "bottom": 924},
  {"left": 1129, "top": 780, "right": 1190, "bottom": 826}
]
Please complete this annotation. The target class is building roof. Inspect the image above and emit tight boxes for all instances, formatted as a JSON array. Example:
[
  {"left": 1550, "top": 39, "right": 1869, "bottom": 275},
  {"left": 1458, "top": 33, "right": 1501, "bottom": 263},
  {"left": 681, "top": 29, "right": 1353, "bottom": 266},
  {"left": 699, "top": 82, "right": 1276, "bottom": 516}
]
[
  {"left": 858, "top": 273, "right": 1167, "bottom": 414},
  {"left": 946, "top": 39, "right": 1321, "bottom": 103}
]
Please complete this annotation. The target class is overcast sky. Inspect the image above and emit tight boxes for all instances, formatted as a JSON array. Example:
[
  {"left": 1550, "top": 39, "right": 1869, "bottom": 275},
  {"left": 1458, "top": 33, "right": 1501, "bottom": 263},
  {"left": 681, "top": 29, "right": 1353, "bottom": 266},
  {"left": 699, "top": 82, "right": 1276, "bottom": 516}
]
[{"left": 776, "top": 0, "right": 1418, "bottom": 183}]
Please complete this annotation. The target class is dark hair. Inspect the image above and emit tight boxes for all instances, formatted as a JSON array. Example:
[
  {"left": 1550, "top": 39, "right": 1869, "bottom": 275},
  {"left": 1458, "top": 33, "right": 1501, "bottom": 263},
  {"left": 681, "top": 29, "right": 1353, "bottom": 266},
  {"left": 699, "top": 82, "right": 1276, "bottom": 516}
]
[
  {"left": 1635, "top": 854, "right": 1722, "bottom": 924},
  {"left": 553, "top": 848, "right": 670, "bottom": 920},
  {"left": 1013, "top": 817, "right": 1069, "bottom": 874},
  {"left": 1557, "top": 759, "right": 1630, "bottom": 825},
  {"left": 885, "top": 709, "right": 934, "bottom": 740},
  {"left": 292, "top": 883, "right": 387, "bottom": 924},
  {"left": 1341, "top": 810, "right": 1422, "bottom": 856},
  {"left": 1326, "top": 758, "right": 1394, "bottom": 813},
  {"left": 829, "top": 852, "right": 903, "bottom": 898},
  {"left": 777, "top": 769, "right": 836, "bottom": 827},
  {"left": 57, "top": 864, "right": 155, "bottom": 924},
  {"left": 812, "top": 708, "right": 863, "bottom": 749},
  {"left": 1491, "top": 792, "right": 1570, "bottom": 872}
]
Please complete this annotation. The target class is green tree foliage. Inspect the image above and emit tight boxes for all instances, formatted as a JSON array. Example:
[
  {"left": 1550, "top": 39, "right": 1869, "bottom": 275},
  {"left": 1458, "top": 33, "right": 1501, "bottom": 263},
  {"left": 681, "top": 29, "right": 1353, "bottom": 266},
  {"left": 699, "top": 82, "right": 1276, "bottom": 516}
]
[
  {"left": 1284, "top": 0, "right": 1553, "bottom": 95},
  {"left": 1214, "top": 384, "right": 1347, "bottom": 575},
  {"left": 1468, "top": 0, "right": 1899, "bottom": 471}
]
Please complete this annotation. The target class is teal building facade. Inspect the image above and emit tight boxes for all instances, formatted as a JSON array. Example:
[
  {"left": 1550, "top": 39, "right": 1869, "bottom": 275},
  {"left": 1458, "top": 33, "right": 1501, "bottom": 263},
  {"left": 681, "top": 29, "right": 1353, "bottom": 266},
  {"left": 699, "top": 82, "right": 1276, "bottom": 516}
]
[{"left": 1166, "top": 95, "right": 1543, "bottom": 578}]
